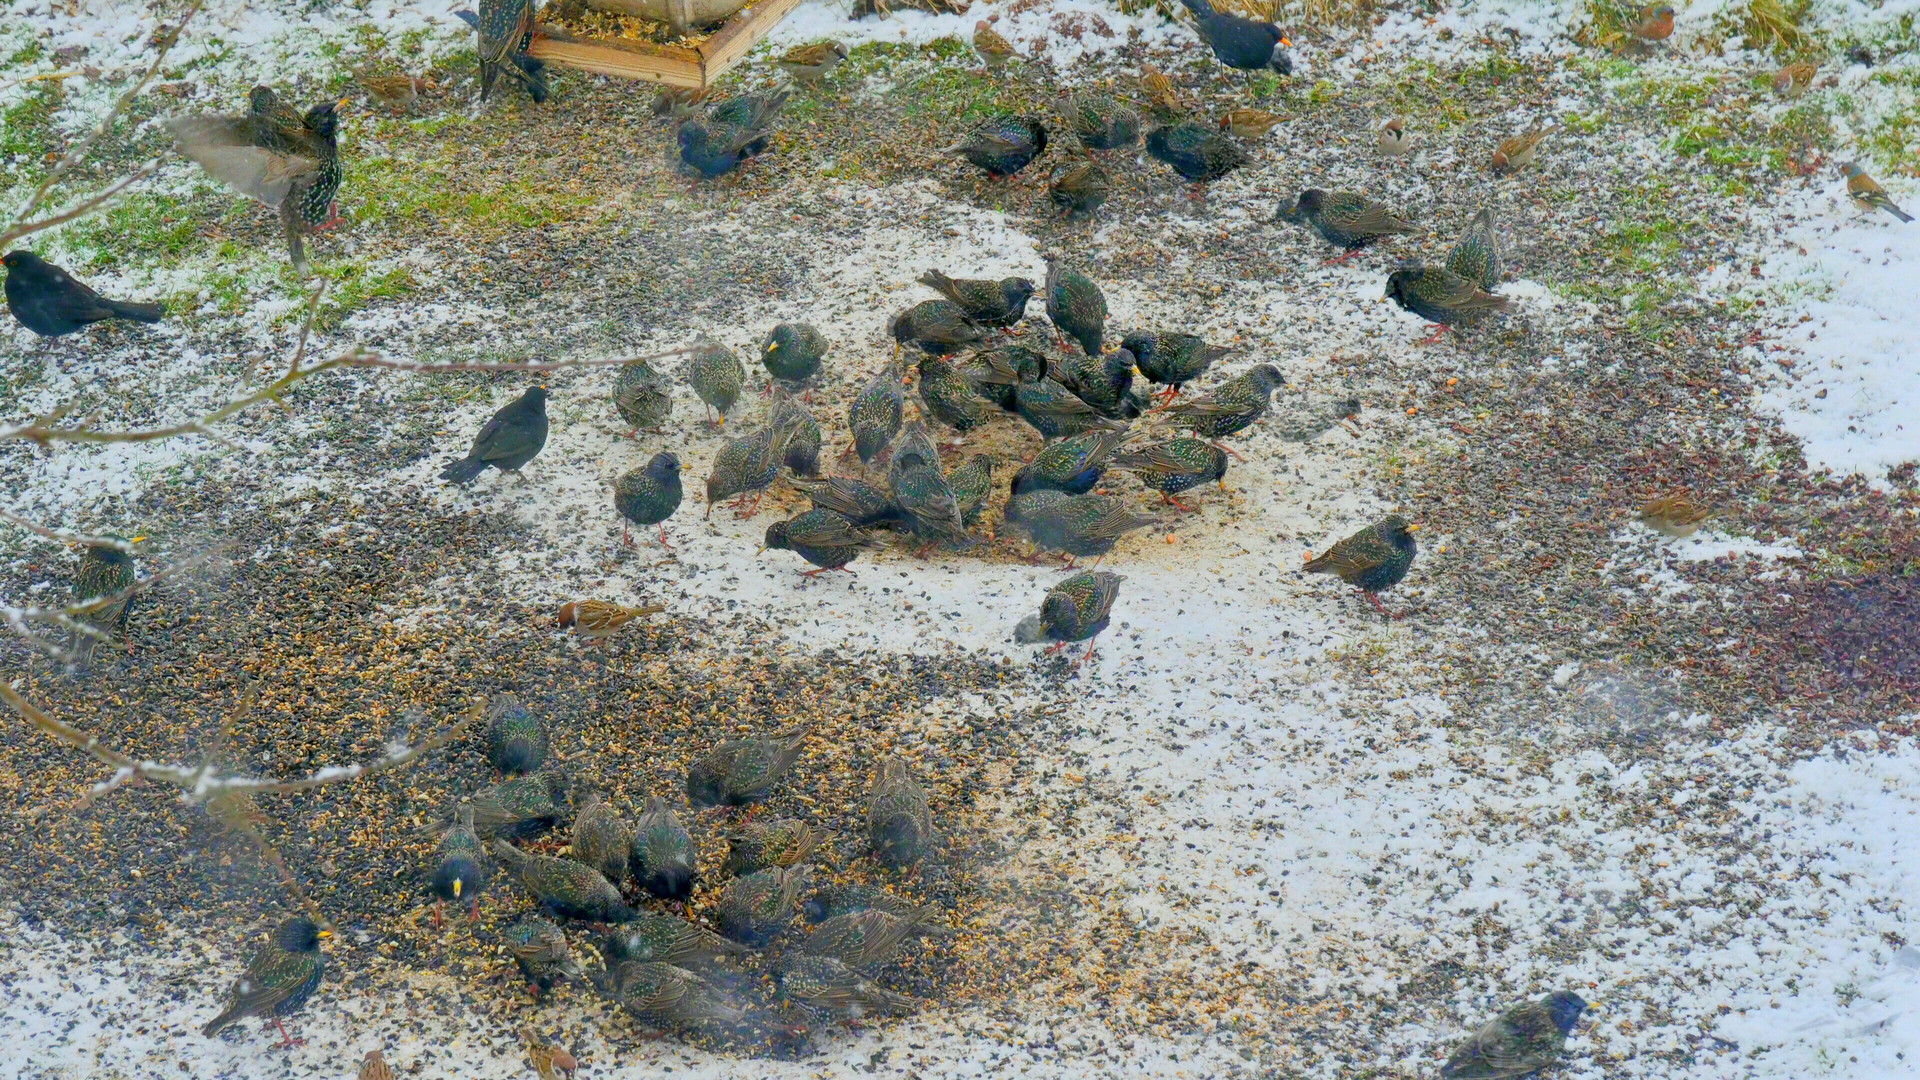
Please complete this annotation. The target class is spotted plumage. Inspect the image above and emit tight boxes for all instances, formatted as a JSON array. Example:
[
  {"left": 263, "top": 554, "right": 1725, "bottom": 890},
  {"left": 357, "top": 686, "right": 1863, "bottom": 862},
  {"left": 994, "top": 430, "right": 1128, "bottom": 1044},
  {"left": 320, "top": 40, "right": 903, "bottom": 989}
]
[
  {"left": 502, "top": 915, "right": 586, "bottom": 1001},
  {"left": 165, "top": 87, "right": 344, "bottom": 274},
  {"left": 1124, "top": 331, "right": 1233, "bottom": 398},
  {"left": 630, "top": 796, "right": 697, "bottom": 901},
  {"left": 918, "top": 355, "right": 993, "bottom": 434},
  {"left": 763, "top": 509, "right": 879, "bottom": 575},
  {"left": 612, "top": 358, "right": 671, "bottom": 433},
  {"left": 916, "top": 270, "right": 1035, "bottom": 329},
  {"left": 1110, "top": 438, "right": 1229, "bottom": 509},
  {"left": 1048, "top": 158, "right": 1111, "bottom": 221},
  {"left": 484, "top": 692, "right": 547, "bottom": 776},
  {"left": 491, "top": 838, "right": 636, "bottom": 922},
  {"left": 760, "top": 322, "right": 828, "bottom": 384},
  {"left": 942, "top": 115, "right": 1048, "bottom": 179},
  {"left": 1012, "top": 429, "right": 1127, "bottom": 497},
  {"left": 946, "top": 455, "right": 996, "bottom": 525},
  {"left": 723, "top": 818, "right": 828, "bottom": 877},
  {"left": 1006, "top": 491, "right": 1154, "bottom": 563},
  {"left": 802, "top": 883, "right": 947, "bottom": 928},
  {"left": 767, "top": 388, "right": 822, "bottom": 477},
  {"left": 431, "top": 803, "right": 488, "bottom": 927},
  {"left": 1442, "top": 991, "right": 1588, "bottom": 1079},
  {"left": 867, "top": 756, "right": 935, "bottom": 869},
  {"left": 705, "top": 425, "right": 785, "bottom": 517},
  {"left": 600, "top": 914, "right": 748, "bottom": 967},
  {"left": 202, "top": 918, "right": 327, "bottom": 1046},
  {"left": 68, "top": 536, "right": 139, "bottom": 668},
  {"left": 687, "top": 727, "right": 812, "bottom": 807},
  {"left": 1053, "top": 346, "right": 1143, "bottom": 419},
  {"left": 569, "top": 792, "right": 632, "bottom": 885},
  {"left": 687, "top": 337, "right": 746, "bottom": 425},
  {"left": 890, "top": 299, "right": 986, "bottom": 356},
  {"left": 788, "top": 476, "right": 903, "bottom": 528},
  {"left": 1161, "top": 363, "right": 1286, "bottom": 442},
  {"left": 1446, "top": 208, "right": 1503, "bottom": 291},
  {"left": 801, "top": 909, "right": 941, "bottom": 967},
  {"left": 849, "top": 356, "right": 907, "bottom": 465},
  {"left": 715, "top": 864, "right": 812, "bottom": 945},
  {"left": 1276, "top": 189, "right": 1417, "bottom": 258},
  {"left": 1044, "top": 255, "right": 1108, "bottom": 356},
  {"left": 467, "top": 771, "right": 568, "bottom": 839},
  {"left": 1385, "top": 263, "right": 1513, "bottom": 340},
  {"left": 888, "top": 425, "right": 973, "bottom": 548},
  {"left": 471, "top": 0, "right": 539, "bottom": 101},
  {"left": 774, "top": 953, "right": 919, "bottom": 1023},
  {"left": 1013, "top": 376, "right": 1127, "bottom": 441},
  {"left": 1014, "top": 570, "right": 1124, "bottom": 664},
  {"left": 678, "top": 91, "right": 788, "bottom": 179},
  {"left": 594, "top": 960, "right": 747, "bottom": 1034},
  {"left": 1146, "top": 120, "right": 1251, "bottom": 195},
  {"left": 614, "top": 453, "right": 683, "bottom": 546},
  {"left": 1303, "top": 514, "right": 1419, "bottom": 618},
  {"left": 1055, "top": 91, "right": 1141, "bottom": 152},
  {"left": 958, "top": 345, "right": 1050, "bottom": 411}
]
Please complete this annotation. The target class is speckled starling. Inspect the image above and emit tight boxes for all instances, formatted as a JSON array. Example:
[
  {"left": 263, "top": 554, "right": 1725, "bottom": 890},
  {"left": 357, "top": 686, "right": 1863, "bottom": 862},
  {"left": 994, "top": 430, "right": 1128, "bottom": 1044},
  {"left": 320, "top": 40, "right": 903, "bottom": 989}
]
[
  {"left": 1007, "top": 491, "right": 1154, "bottom": 564},
  {"left": 1442, "top": 991, "right": 1588, "bottom": 1079},
  {"left": 555, "top": 600, "right": 664, "bottom": 642},
  {"left": 431, "top": 803, "right": 488, "bottom": 928},
  {"left": 483, "top": 692, "right": 547, "bottom": 776},
  {"left": 687, "top": 727, "right": 812, "bottom": 808},
  {"left": 763, "top": 509, "right": 879, "bottom": 576},
  {"left": 1013, "top": 376, "right": 1126, "bottom": 441},
  {"left": 849, "top": 356, "right": 906, "bottom": 466},
  {"left": 468, "top": 771, "right": 568, "bottom": 839},
  {"left": 918, "top": 355, "right": 993, "bottom": 434},
  {"left": 1303, "top": 514, "right": 1419, "bottom": 618},
  {"left": 1054, "top": 91, "right": 1141, "bottom": 152},
  {"left": 802, "top": 883, "right": 945, "bottom": 928},
  {"left": 612, "top": 358, "right": 671, "bottom": 434},
  {"left": 595, "top": 960, "right": 748, "bottom": 1033},
  {"left": 802, "top": 909, "right": 941, "bottom": 967},
  {"left": 773, "top": 953, "right": 918, "bottom": 1023},
  {"left": 1012, "top": 429, "right": 1127, "bottom": 497},
  {"left": 890, "top": 299, "right": 986, "bottom": 357},
  {"left": 2, "top": 252, "right": 164, "bottom": 337},
  {"left": 1048, "top": 159, "right": 1111, "bottom": 221},
  {"left": 917, "top": 270, "right": 1035, "bottom": 329},
  {"left": 1161, "top": 363, "right": 1285, "bottom": 444},
  {"left": 630, "top": 796, "right": 697, "bottom": 901},
  {"left": 888, "top": 426, "right": 973, "bottom": 548},
  {"left": 1015, "top": 570, "right": 1124, "bottom": 664},
  {"left": 679, "top": 90, "right": 788, "bottom": 179},
  {"left": 1446, "top": 208, "right": 1502, "bottom": 291},
  {"left": 705, "top": 425, "right": 784, "bottom": 517},
  {"left": 600, "top": 914, "right": 748, "bottom": 967},
  {"left": 1044, "top": 255, "right": 1107, "bottom": 356},
  {"left": 889, "top": 419, "right": 943, "bottom": 474},
  {"left": 767, "top": 388, "right": 822, "bottom": 477},
  {"left": 442, "top": 387, "right": 549, "bottom": 484},
  {"left": 1146, "top": 120, "right": 1251, "bottom": 197},
  {"left": 166, "top": 87, "right": 345, "bottom": 275},
  {"left": 502, "top": 915, "right": 586, "bottom": 1001},
  {"left": 202, "top": 918, "right": 328, "bottom": 1047},
  {"left": 468, "top": 0, "right": 538, "bottom": 101},
  {"left": 1054, "top": 346, "right": 1144, "bottom": 419},
  {"left": 760, "top": 322, "right": 828, "bottom": 384},
  {"left": 569, "top": 791, "right": 633, "bottom": 885},
  {"left": 453, "top": 10, "right": 549, "bottom": 102},
  {"left": 788, "top": 476, "right": 903, "bottom": 528},
  {"left": 687, "top": 337, "right": 746, "bottom": 425},
  {"left": 715, "top": 864, "right": 812, "bottom": 945},
  {"left": 614, "top": 452, "right": 683, "bottom": 547},
  {"left": 1385, "top": 263, "right": 1512, "bottom": 343},
  {"left": 1125, "top": 331, "right": 1233, "bottom": 400},
  {"left": 941, "top": 115, "right": 1047, "bottom": 179},
  {"left": 867, "top": 756, "right": 934, "bottom": 869},
  {"left": 723, "top": 818, "right": 828, "bottom": 877},
  {"left": 947, "top": 455, "right": 996, "bottom": 525},
  {"left": 1179, "top": 0, "right": 1292, "bottom": 73},
  {"left": 492, "top": 839, "right": 636, "bottom": 923},
  {"left": 1110, "top": 438, "right": 1228, "bottom": 510},
  {"left": 1276, "top": 189, "right": 1417, "bottom": 262},
  {"left": 959, "top": 345, "right": 1050, "bottom": 411},
  {"left": 68, "top": 535, "right": 139, "bottom": 669}
]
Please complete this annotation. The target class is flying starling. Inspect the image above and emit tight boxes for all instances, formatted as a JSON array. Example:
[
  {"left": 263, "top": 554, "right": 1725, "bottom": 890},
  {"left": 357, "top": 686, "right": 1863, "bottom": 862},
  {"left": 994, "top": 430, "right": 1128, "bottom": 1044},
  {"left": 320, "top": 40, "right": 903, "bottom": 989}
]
[
  {"left": 1146, "top": 120, "right": 1251, "bottom": 198},
  {"left": 1275, "top": 189, "right": 1417, "bottom": 262},
  {"left": 630, "top": 796, "right": 697, "bottom": 902},
  {"left": 868, "top": 756, "right": 935, "bottom": 869},
  {"left": 788, "top": 475, "right": 903, "bottom": 528},
  {"left": 492, "top": 839, "right": 636, "bottom": 923},
  {"left": 1044, "top": 255, "right": 1107, "bottom": 356},
  {"left": 801, "top": 909, "right": 944, "bottom": 967},
  {"left": 600, "top": 914, "right": 748, "bottom": 967},
  {"left": 715, "top": 864, "right": 812, "bottom": 945},
  {"left": 1303, "top": 514, "right": 1419, "bottom": 619},
  {"left": 1177, "top": 0, "right": 1293, "bottom": 73},
  {"left": 918, "top": 355, "right": 993, "bottom": 435},
  {"left": 723, "top": 818, "right": 828, "bottom": 877},
  {"left": 947, "top": 454, "right": 996, "bottom": 525},
  {"left": 594, "top": 960, "right": 748, "bottom": 1034},
  {"left": 1110, "top": 437, "right": 1229, "bottom": 511},
  {"left": 1054, "top": 346, "right": 1143, "bottom": 419},
  {"left": 802, "top": 883, "right": 947, "bottom": 928},
  {"left": 614, "top": 452, "right": 683, "bottom": 547},
  {"left": 849, "top": 356, "right": 906, "bottom": 466},
  {"left": 554, "top": 600, "right": 664, "bottom": 642},
  {"left": 1442, "top": 991, "right": 1588, "bottom": 1079},
  {"left": 612, "top": 358, "right": 671, "bottom": 434},
  {"left": 1161, "top": 363, "right": 1286, "bottom": 445},
  {"left": 502, "top": 915, "right": 586, "bottom": 1002},
  {"left": 941, "top": 115, "right": 1048, "bottom": 179},
  {"left": 705, "top": 425, "right": 785, "bottom": 517},
  {"left": 68, "top": 535, "right": 140, "bottom": 669},
  {"left": 916, "top": 270, "right": 1035, "bottom": 329},
  {"left": 763, "top": 509, "right": 879, "bottom": 577},
  {"left": 1048, "top": 158, "right": 1112, "bottom": 221},
  {"left": 760, "top": 322, "right": 828, "bottom": 385},
  {"left": 1012, "top": 429, "right": 1127, "bottom": 496},
  {"left": 1007, "top": 492, "right": 1154, "bottom": 565},
  {"left": 569, "top": 791, "right": 633, "bottom": 885},
  {"left": 767, "top": 388, "right": 822, "bottom": 477},
  {"left": 1014, "top": 569, "right": 1124, "bottom": 665},
  {"left": 165, "top": 88, "right": 345, "bottom": 275},
  {"left": 773, "top": 953, "right": 919, "bottom": 1023},
  {"left": 1844, "top": 162, "right": 1914, "bottom": 221},
  {"left": 678, "top": 90, "right": 789, "bottom": 179},
  {"left": 890, "top": 298, "right": 986, "bottom": 356},
  {"left": 1054, "top": 91, "right": 1141, "bottom": 152},
  {"left": 2, "top": 252, "right": 164, "bottom": 337},
  {"left": 1490, "top": 127, "right": 1550, "bottom": 176},
  {"left": 1385, "top": 263, "right": 1512, "bottom": 343},
  {"left": 687, "top": 337, "right": 746, "bottom": 425},
  {"left": 468, "top": 771, "right": 568, "bottom": 839},
  {"left": 431, "top": 803, "right": 488, "bottom": 928},
  {"left": 687, "top": 727, "right": 812, "bottom": 807},
  {"left": 441, "top": 387, "right": 549, "bottom": 484},
  {"left": 777, "top": 40, "right": 848, "bottom": 84},
  {"left": 1446, "top": 208, "right": 1503, "bottom": 291},
  {"left": 484, "top": 692, "right": 547, "bottom": 776},
  {"left": 1124, "top": 331, "right": 1233, "bottom": 400},
  {"left": 1013, "top": 376, "right": 1127, "bottom": 441},
  {"left": 202, "top": 918, "right": 328, "bottom": 1047}
]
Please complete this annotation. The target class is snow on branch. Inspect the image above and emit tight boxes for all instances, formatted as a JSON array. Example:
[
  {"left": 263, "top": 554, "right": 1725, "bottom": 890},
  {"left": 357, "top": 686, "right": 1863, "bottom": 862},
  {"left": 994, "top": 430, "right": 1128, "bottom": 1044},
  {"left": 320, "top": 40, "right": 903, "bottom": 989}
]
[{"left": 1, "top": 546, "right": 223, "bottom": 663}]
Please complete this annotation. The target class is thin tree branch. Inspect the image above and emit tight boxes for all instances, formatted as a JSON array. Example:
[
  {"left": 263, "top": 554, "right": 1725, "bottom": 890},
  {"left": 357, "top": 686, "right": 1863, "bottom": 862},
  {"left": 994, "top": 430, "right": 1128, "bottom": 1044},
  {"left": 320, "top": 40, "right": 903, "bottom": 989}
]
[{"left": 0, "top": 508, "right": 141, "bottom": 553}]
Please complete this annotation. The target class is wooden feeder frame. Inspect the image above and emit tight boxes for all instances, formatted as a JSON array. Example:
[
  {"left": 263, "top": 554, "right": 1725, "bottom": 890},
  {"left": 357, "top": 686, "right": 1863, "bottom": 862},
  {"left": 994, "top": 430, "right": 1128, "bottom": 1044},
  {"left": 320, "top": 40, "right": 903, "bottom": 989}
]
[{"left": 527, "top": 0, "right": 806, "bottom": 89}]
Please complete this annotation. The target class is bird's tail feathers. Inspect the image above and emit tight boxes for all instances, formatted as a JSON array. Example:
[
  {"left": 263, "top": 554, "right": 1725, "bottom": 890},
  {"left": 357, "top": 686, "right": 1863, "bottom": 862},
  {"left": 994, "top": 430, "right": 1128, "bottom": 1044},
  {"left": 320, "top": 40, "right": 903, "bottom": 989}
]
[
  {"left": 441, "top": 456, "right": 488, "bottom": 484},
  {"left": 201, "top": 1005, "right": 241, "bottom": 1038},
  {"left": 104, "top": 299, "right": 166, "bottom": 324}
]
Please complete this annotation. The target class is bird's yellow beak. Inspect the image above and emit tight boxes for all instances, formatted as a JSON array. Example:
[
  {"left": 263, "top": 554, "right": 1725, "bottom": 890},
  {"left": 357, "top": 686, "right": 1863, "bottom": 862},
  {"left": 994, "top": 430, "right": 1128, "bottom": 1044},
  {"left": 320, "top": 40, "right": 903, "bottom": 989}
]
[
  {"left": 318, "top": 928, "right": 334, "bottom": 939},
  {"left": 128, "top": 536, "right": 147, "bottom": 543},
  {"left": 756, "top": 545, "right": 767, "bottom": 555},
  {"left": 452, "top": 879, "right": 462, "bottom": 898},
  {"left": 1406, "top": 522, "right": 1423, "bottom": 532},
  {"left": 766, "top": 341, "right": 779, "bottom": 352}
]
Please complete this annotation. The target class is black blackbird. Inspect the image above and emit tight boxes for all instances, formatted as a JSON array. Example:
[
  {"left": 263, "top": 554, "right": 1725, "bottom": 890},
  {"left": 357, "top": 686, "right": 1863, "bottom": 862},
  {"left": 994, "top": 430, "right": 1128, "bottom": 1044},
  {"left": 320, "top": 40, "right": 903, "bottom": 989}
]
[
  {"left": 442, "top": 387, "right": 549, "bottom": 484},
  {"left": 1179, "top": 0, "right": 1294, "bottom": 73},
  {"left": 3, "top": 252, "right": 164, "bottom": 337}
]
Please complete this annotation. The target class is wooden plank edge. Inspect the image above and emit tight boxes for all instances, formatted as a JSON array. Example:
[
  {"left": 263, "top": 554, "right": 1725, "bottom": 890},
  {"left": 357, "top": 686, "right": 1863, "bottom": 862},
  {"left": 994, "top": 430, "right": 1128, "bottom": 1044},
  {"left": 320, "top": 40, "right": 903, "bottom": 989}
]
[
  {"left": 697, "top": 0, "right": 805, "bottom": 74},
  {"left": 527, "top": 36, "right": 706, "bottom": 87}
]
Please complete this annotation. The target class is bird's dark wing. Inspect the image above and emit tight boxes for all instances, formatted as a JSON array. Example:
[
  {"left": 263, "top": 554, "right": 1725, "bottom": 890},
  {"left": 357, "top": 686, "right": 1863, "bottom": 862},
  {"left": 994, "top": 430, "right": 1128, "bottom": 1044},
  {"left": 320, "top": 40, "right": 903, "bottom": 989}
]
[
  {"left": 1338, "top": 199, "right": 1415, "bottom": 235},
  {"left": 1424, "top": 270, "right": 1510, "bottom": 313},
  {"left": 223, "top": 946, "right": 319, "bottom": 1019},
  {"left": 167, "top": 116, "right": 318, "bottom": 208},
  {"left": 786, "top": 513, "right": 876, "bottom": 549}
]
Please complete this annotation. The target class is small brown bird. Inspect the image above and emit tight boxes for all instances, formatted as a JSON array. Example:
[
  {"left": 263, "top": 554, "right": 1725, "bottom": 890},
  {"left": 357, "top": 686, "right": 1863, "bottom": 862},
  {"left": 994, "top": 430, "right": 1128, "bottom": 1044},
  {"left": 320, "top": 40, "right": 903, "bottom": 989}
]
[
  {"left": 1630, "top": 3, "right": 1675, "bottom": 43},
  {"left": 1844, "top": 163, "right": 1913, "bottom": 221},
  {"left": 1491, "top": 127, "right": 1550, "bottom": 176},
  {"left": 1138, "top": 64, "right": 1185, "bottom": 119},
  {"left": 973, "top": 20, "right": 1024, "bottom": 72},
  {"left": 651, "top": 85, "right": 713, "bottom": 121},
  {"left": 1639, "top": 493, "right": 1715, "bottom": 537},
  {"left": 1218, "top": 108, "right": 1283, "bottom": 138},
  {"left": 553, "top": 600, "right": 665, "bottom": 642},
  {"left": 778, "top": 40, "right": 848, "bottom": 84},
  {"left": 1771, "top": 62, "right": 1816, "bottom": 98},
  {"left": 358, "top": 1050, "right": 396, "bottom": 1080},
  {"left": 355, "top": 72, "right": 435, "bottom": 109},
  {"left": 1377, "top": 118, "right": 1413, "bottom": 157},
  {"left": 524, "top": 1029, "right": 578, "bottom": 1080}
]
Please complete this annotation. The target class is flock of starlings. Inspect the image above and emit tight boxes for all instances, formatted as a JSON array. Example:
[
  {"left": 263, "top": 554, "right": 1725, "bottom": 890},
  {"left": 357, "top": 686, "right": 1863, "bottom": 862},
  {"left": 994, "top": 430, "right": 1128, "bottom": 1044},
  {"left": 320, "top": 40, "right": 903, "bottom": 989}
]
[{"left": 7, "top": 0, "right": 1904, "bottom": 1073}]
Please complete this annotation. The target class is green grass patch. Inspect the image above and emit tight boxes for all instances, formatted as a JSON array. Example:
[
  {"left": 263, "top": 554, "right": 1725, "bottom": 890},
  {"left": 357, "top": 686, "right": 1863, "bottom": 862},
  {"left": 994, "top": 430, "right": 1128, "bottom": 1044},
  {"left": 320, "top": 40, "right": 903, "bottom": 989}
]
[
  {"left": 1, "top": 81, "right": 64, "bottom": 166},
  {"left": 350, "top": 150, "right": 601, "bottom": 232},
  {"left": 67, "top": 195, "right": 204, "bottom": 270}
]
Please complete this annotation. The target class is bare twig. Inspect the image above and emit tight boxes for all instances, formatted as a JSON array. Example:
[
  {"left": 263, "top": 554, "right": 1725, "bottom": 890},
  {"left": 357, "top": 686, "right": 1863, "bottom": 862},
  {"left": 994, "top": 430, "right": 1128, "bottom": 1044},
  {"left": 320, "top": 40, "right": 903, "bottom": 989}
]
[{"left": 0, "top": 508, "right": 140, "bottom": 553}]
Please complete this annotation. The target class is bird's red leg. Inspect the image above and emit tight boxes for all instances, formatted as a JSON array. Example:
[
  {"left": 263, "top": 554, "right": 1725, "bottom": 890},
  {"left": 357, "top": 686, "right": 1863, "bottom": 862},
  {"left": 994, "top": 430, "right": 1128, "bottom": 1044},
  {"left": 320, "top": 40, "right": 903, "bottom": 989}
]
[
  {"left": 1077, "top": 635, "right": 1099, "bottom": 668},
  {"left": 1187, "top": 183, "right": 1207, "bottom": 202},
  {"left": 272, "top": 1019, "right": 304, "bottom": 1049},
  {"left": 1362, "top": 591, "right": 1392, "bottom": 619},
  {"left": 622, "top": 525, "right": 634, "bottom": 548},
  {"left": 1045, "top": 640, "right": 1070, "bottom": 655},
  {"left": 657, "top": 525, "right": 673, "bottom": 549},
  {"left": 434, "top": 901, "right": 443, "bottom": 930},
  {"left": 1153, "top": 385, "right": 1181, "bottom": 402},
  {"left": 1161, "top": 492, "right": 1198, "bottom": 513},
  {"left": 1211, "top": 441, "right": 1245, "bottom": 462},
  {"left": 470, "top": 896, "right": 480, "bottom": 920},
  {"left": 1419, "top": 323, "right": 1450, "bottom": 346}
]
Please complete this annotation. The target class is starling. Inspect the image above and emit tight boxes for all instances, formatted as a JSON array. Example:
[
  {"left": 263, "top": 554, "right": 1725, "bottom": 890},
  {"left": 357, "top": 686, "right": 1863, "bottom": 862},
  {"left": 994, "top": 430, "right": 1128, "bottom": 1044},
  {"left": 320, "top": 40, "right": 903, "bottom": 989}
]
[
  {"left": 1844, "top": 163, "right": 1913, "bottom": 221},
  {"left": 612, "top": 358, "right": 671, "bottom": 434},
  {"left": 2, "top": 252, "right": 164, "bottom": 338},
  {"left": 760, "top": 322, "right": 828, "bottom": 385},
  {"left": 973, "top": 20, "right": 1025, "bottom": 71},
  {"left": 630, "top": 796, "right": 697, "bottom": 901},
  {"left": 705, "top": 425, "right": 785, "bottom": 518},
  {"left": 1772, "top": 62, "right": 1817, "bottom": 98},
  {"left": 1054, "top": 346, "right": 1144, "bottom": 419},
  {"left": 890, "top": 298, "right": 986, "bottom": 356},
  {"left": 595, "top": 960, "right": 747, "bottom": 1034},
  {"left": 1178, "top": 0, "right": 1293, "bottom": 73},
  {"left": 1385, "top": 263, "right": 1513, "bottom": 343},
  {"left": 1218, "top": 107, "right": 1283, "bottom": 139},
  {"left": 453, "top": 10, "right": 549, "bottom": 102},
  {"left": 491, "top": 839, "right": 636, "bottom": 922},
  {"left": 947, "top": 454, "right": 996, "bottom": 525},
  {"left": 468, "top": 771, "right": 568, "bottom": 839},
  {"left": 773, "top": 953, "right": 918, "bottom": 1023},
  {"left": 1378, "top": 118, "right": 1413, "bottom": 157},
  {"left": 1275, "top": 189, "right": 1416, "bottom": 262},
  {"left": 1048, "top": 158, "right": 1111, "bottom": 221},
  {"left": 554, "top": 599, "right": 664, "bottom": 641},
  {"left": 468, "top": 0, "right": 539, "bottom": 101},
  {"left": 687, "top": 727, "right": 812, "bottom": 807},
  {"left": 801, "top": 909, "right": 942, "bottom": 967},
  {"left": 1110, "top": 437, "right": 1229, "bottom": 510},
  {"left": 889, "top": 419, "right": 943, "bottom": 474},
  {"left": 723, "top": 818, "right": 828, "bottom": 877},
  {"left": 569, "top": 791, "right": 632, "bottom": 885},
  {"left": 1014, "top": 569, "right": 1124, "bottom": 664},
  {"left": 202, "top": 918, "right": 328, "bottom": 1047},
  {"left": 941, "top": 116, "right": 1048, "bottom": 180},
  {"left": 959, "top": 345, "right": 1050, "bottom": 411},
  {"left": 1490, "top": 127, "right": 1550, "bottom": 176},
  {"left": 1125, "top": 330, "right": 1233, "bottom": 400},
  {"left": 441, "top": 387, "right": 549, "bottom": 484},
  {"left": 1044, "top": 255, "right": 1107, "bottom": 356},
  {"left": 867, "top": 756, "right": 934, "bottom": 869},
  {"left": 614, "top": 452, "right": 683, "bottom": 547},
  {"left": 715, "top": 864, "right": 812, "bottom": 945},
  {"left": 802, "top": 883, "right": 946, "bottom": 927},
  {"left": 1145, "top": 120, "right": 1251, "bottom": 197},
  {"left": 788, "top": 475, "right": 903, "bottom": 528},
  {"left": 918, "top": 355, "right": 993, "bottom": 434},
  {"left": 767, "top": 388, "right": 823, "bottom": 477},
  {"left": 777, "top": 40, "right": 848, "bottom": 84},
  {"left": 1013, "top": 376, "right": 1126, "bottom": 441},
  {"left": 916, "top": 270, "right": 1035, "bottom": 329},
  {"left": 1007, "top": 491, "right": 1155, "bottom": 564},
  {"left": 888, "top": 425, "right": 973, "bottom": 548},
  {"left": 165, "top": 88, "right": 345, "bottom": 275},
  {"left": 359, "top": 1050, "right": 397, "bottom": 1080},
  {"left": 1630, "top": 3, "right": 1675, "bottom": 43},
  {"left": 431, "top": 803, "right": 488, "bottom": 928},
  {"left": 1161, "top": 363, "right": 1286, "bottom": 444},
  {"left": 524, "top": 1032, "right": 577, "bottom": 1080},
  {"left": 601, "top": 914, "right": 749, "bottom": 967},
  {"left": 484, "top": 692, "right": 548, "bottom": 776},
  {"left": 1446, "top": 208, "right": 1503, "bottom": 291},
  {"left": 687, "top": 337, "right": 746, "bottom": 425},
  {"left": 1054, "top": 91, "right": 1141, "bottom": 152},
  {"left": 1012, "top": 429, "right": 1127, "bottom": 496},
  {"left": 1303, "top": 514, "right": 1419, "bottom": 618},
  {"left": 1442, "top": 992, "right": 1588, "bottom": 1079},
  {"left": 501, "top": 915, "right": 586, "bottom": 1001},
  {"left": 679, "top": 90, "right": 789, "bottom": 179},
  {"left": 849, "top": 356, "right": 907, "bottom": 465},
  {"left": 763, "top": 509, "right": 879, "bottom": 576},
  {"left": 1639, "top": 493, "right": 1714, "bottom": 537},
  {"left": 68, "top": 536, "right": 140, "bottom": 669}
]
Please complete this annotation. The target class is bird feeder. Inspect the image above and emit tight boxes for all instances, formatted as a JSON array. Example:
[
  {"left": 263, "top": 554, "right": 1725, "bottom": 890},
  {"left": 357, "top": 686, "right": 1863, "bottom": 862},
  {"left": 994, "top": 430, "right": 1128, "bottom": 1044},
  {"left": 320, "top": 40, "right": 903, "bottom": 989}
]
[{"left": 527, "top": 0, "right": 806, "bottom": 89}]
